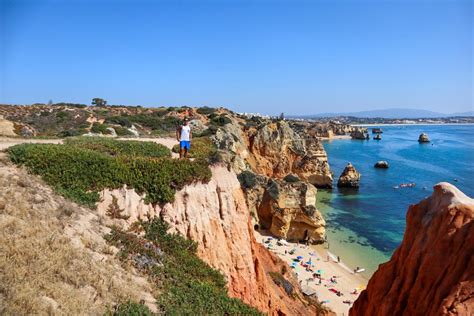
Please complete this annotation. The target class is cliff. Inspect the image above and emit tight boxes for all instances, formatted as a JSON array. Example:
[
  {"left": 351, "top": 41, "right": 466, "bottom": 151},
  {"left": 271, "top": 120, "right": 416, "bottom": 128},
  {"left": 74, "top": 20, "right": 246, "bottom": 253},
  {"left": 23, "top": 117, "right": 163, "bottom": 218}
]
[
  {"left": 97, "top": 165, "right": 320, "bottom": 315},
  {"left": 350, "top": 183, "right": 474, "bottom": 315}
]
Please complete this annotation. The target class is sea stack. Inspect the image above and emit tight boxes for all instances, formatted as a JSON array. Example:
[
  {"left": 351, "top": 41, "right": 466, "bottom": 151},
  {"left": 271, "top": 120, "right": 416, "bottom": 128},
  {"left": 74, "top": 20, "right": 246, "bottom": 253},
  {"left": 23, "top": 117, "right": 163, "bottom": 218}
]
[
  {"left": 374, "top": 161, "right": 389, "bottom": 169},
  {"left": 418, "top": 133, "right": 430, "bottom": 143},
  {"left": 350, "top": 183, "right": 474, "bottom": 315},
  {"left": 337, "top": 163, "right": 361, "bottom": 188}
]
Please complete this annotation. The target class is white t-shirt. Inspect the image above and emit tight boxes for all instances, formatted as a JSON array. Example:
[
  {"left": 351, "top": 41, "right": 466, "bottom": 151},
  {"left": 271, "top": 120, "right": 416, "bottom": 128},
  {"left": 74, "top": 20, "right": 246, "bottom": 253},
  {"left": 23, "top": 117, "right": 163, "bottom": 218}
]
[{"left": 180, "top": 125, "right": 191, "bottom": 141}]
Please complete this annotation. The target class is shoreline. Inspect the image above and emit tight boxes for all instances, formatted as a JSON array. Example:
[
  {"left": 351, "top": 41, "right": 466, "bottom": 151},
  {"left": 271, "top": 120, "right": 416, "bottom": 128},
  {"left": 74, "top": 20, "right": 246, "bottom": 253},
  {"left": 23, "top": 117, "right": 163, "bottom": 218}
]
[
  {"left": 255, "top": 230, "right": 368, "bottom": 315},
  {"left": 351, "top": 123, "right": 474, "bottom": 127}
]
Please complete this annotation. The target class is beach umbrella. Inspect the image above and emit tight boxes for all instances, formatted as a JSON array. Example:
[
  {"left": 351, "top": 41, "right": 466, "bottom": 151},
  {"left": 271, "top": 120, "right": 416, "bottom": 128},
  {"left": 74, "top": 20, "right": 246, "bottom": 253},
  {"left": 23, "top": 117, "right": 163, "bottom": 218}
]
[{"left": 297, "top": 256, "right": 303, "bottom": 259}]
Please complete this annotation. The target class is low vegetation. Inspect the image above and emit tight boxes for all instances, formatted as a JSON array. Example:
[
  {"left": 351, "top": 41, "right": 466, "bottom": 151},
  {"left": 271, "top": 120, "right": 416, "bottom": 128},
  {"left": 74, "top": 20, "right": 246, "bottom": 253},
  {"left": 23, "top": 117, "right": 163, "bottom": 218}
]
[
  {"left": 105, "top": 219, "right": 262, "bottom": 315},
  {"left": 171, "top": 136, "right": 217, "bottom": 159},
  {"left": 105, "top": 301, "right": 153, "bottom": 316},
  {"left": 8, "top": 138, "right": 211, "bottom": 208},
  {"left": 64, "top": 137, "right": 171, "bottom": 158}
]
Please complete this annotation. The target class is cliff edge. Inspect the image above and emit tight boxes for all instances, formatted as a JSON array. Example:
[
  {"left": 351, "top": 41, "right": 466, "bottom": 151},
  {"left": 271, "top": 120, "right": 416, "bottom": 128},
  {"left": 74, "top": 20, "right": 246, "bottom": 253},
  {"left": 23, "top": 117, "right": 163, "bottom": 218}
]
[{"left": 350, "top": 182, "right": 474, "bottom": 315}]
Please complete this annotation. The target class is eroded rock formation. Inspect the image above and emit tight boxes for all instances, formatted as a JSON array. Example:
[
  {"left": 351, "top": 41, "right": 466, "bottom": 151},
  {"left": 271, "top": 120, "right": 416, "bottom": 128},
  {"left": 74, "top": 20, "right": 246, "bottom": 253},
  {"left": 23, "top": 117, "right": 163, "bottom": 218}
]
[
  {"left": 257, "top": 179, "right": 326, "bottom": 243},
  {"left": 350, "top": 127, "right": 369, "bottom": 140},
  {"left": 244, "top": 121, "right": 333, "bottom": 187},
  {"left": 97, "top": 165, "right": 320, "bottom": 315},
  {"left": 337, "top": 163, "right": 361, "bottom": 188},
  {"left": 350, "top": 183, "right": 474, "bottom": 316},
  {"left": 418, "top": 132, "right": 430, "bottom": 143}
]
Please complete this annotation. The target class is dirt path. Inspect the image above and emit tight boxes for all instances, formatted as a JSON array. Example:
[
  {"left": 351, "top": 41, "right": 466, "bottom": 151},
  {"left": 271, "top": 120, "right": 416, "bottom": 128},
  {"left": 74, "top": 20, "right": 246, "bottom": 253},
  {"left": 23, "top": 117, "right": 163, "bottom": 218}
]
[{"left": 0, "top": 137, "right": 63, "bottom": 151}]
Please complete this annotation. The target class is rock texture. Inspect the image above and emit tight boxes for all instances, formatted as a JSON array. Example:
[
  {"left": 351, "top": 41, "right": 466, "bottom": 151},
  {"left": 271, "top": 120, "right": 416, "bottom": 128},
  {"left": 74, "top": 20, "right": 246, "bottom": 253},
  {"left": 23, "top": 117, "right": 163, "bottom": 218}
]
[
  {"left": 374, "top": 161, "right": 389, "bottom": 169},
  {"left": 97, "top": 165, "right": 319, "bottom": 315},
  {"left": 337, "top": 163, "right": 361, "bottom": 188},
  {"left": 350, "top": 127, "right": 369, "bottom": 140},
  {"left": 350, "top": 183, "right": 474, "bottom": 316},
  {"left": 212, "top": 119, "right": 334, "bottom": 188},
  {"left": 246, "top": 121, "right": 333, "bottom": 187},
  {"left": 257, "top": 179, "right": 326, "bottom": 243},
  {"left": 418, "top": 133, "right": 430, "bottom": 143}
]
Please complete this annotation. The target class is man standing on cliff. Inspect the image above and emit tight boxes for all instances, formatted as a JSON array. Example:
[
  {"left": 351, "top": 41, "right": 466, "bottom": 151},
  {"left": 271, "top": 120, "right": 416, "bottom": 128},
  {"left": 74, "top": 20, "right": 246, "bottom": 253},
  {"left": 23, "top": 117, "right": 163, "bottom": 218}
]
[{"left": 176, "top": 118, "right": 192, "bottom": 159}]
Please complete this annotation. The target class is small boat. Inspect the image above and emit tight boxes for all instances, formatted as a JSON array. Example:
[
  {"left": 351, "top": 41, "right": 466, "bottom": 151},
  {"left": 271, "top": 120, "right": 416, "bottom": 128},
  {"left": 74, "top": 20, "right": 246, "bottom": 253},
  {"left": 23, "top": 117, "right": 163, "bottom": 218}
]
[
  {"left": 372, "top": 128, "right": 383, "bottom": 134},
  {"left": 373, "top": 134, "right": 382, "bottom": 140},
  {"left": 354, "top": 268, "right": 365, "bottom": 273}
]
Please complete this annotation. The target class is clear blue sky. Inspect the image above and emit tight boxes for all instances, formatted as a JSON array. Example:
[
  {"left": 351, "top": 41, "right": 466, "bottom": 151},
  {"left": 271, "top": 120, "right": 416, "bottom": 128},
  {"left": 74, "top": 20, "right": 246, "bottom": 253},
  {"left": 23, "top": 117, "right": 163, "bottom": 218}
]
[{"left": 1, "top": 0, "right": 472, "bottom": 115}]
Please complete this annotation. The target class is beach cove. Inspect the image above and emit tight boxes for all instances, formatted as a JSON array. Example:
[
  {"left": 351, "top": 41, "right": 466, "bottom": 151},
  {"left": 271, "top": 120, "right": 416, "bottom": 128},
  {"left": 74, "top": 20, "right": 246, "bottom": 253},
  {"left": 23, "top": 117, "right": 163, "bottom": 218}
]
[
  {"left": 318, "top": 124, "right": 474, "bottom": 278},
  {"left": 255, "top": 231, "right": 367, "bottom": 315}
]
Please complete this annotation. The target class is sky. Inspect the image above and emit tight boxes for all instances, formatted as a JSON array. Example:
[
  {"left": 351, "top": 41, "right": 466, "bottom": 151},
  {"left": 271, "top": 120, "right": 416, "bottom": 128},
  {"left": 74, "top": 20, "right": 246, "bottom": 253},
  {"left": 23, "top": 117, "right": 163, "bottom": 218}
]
[{"left": 0, "top": 0, "right": 472, "bottom": 115}]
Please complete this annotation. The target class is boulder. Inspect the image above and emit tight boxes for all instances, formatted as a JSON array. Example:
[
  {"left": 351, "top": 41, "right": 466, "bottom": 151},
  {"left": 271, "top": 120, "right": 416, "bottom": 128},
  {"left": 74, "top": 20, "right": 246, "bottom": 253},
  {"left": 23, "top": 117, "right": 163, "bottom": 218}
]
[
  {"left": 337, "top": 163, "right": 361, "bottom": 188},
  {"left": 418, "top": 133, "right": 430, "bottom": 143},
  {"left": 374, "top": 161, "right": 389, "bottom": 169},
  {"left": 350, "top": 183, "right": 474, "bottom": 315},
  {"left": 351, "top": 127, "right": 368, "bottom": 140},
  {"left": 189, "top": 119, "right": 208, "bottom": 135},
  {"left": 257, "top": 179, "right": 326, "bottom": 243}
]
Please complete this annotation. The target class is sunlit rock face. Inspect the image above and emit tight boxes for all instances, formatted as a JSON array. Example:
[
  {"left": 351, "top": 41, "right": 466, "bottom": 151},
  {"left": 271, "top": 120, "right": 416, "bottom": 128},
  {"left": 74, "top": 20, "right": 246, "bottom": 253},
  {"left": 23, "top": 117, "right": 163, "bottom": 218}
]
[{"left": 350, "top": 183, "right": 474, "bottom": 316}]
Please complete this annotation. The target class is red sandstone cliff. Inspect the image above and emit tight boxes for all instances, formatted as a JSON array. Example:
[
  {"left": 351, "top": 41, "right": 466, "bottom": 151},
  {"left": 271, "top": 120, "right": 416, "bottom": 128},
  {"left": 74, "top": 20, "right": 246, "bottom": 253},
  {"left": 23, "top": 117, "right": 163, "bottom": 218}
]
[
  {"left": 98, "top": 165, "right": 322, "bottom": 315},
  {"left": 350, "top": 182, "right": 474, "bottom": 316}
]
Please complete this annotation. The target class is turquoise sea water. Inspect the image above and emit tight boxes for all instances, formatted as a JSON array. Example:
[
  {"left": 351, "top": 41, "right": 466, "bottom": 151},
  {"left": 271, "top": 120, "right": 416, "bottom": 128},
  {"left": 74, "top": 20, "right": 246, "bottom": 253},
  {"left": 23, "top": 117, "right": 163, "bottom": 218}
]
[{"left": 317, "top": 124, "right": 474, "bottom": 277}]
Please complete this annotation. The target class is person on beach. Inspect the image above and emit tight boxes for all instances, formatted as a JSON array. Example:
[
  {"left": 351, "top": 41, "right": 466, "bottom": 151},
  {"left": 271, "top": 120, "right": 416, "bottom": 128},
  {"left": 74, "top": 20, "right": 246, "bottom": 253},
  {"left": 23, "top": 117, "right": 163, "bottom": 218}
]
[
  {"left": 337, "top": 256, "right": 340, "bottom": 263},
  {"left": 176, "top": 118, "right": 192, "bottom": 159}
]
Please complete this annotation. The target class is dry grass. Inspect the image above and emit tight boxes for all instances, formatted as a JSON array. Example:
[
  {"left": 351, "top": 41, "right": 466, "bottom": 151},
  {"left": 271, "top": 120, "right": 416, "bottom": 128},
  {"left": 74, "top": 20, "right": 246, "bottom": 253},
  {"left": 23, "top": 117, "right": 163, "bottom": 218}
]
[{"left": 0, "top": 153, "right": 157, "bottom": 315}]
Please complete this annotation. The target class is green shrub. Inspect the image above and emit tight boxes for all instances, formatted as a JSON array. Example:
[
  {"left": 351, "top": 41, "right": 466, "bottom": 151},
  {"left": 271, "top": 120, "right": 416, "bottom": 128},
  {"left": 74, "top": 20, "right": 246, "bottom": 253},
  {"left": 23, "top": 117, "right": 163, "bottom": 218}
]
[
  {"left": 56, "top": 111, "right": 70, "bottom": 122},
  {"left": 64, "top": 137, "right": 170, "bottom": 158},
  {"left": 91, "top": 122, "right": 112, "bottom": 134},
  {"left": 126, "top": 114, "right": 178, "bottom": 133},
  {"left": 57, "top": 128, "right": 87, "bottom": 137},
  {"left": 105, "top": 116, "right": 132, "bottom": 127},
  {"left": 105, "top": 301, "right": 152, "bottom": 316},
  {"left": 210, "top": 114, "right": 231, "bottom": 126},
  {"left": 114, "top": 126, "right": 134, "bottom": 136},
  {"left": 8, "top": 141, "right": 211, "bottom": 208},
  {"left": 105, "top": 219, "right": 262, "bottom": 315},
  {"left": 283, "top": 174, "right": 300, "bottom": 183},
  {"left": 171, "top": 137, "right": 217, "bottom": 160},
  {"left": 238, "top": 171, "right": 257, "bottom": 190},
  {"left": 196, "top": 106, "right": 217, "bottom": 115}
]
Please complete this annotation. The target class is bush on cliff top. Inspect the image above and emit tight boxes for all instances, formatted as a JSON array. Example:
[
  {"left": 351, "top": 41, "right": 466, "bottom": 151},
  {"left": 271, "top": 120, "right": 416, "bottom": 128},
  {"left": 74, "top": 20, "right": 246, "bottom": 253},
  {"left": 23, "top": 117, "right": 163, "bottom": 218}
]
[
  {"left": 105, "top": 219, "right": 262, "bottom": 315},
  {"left": 171, "top": 136, "right": 217, "bottom": 159},
  {"left": 65, "top": 137, "right": 171, "bottom": 158},
  {"left": 8, "top": 141, "right": 211, "bottom": 208}
]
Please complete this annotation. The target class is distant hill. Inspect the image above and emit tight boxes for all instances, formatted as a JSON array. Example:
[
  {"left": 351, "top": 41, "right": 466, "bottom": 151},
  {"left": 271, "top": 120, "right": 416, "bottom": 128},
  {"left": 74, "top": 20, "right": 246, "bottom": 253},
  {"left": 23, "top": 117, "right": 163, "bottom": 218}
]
[{"left": 293, "top": 108, "right": 474, "bottom": 119}]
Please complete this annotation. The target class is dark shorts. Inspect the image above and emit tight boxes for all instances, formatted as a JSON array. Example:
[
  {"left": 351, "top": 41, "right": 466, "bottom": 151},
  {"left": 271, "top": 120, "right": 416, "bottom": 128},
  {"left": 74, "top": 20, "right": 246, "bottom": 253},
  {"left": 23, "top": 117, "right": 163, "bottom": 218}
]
[{"left": 180, "top": 140, "right": 191, "bottom": 150}]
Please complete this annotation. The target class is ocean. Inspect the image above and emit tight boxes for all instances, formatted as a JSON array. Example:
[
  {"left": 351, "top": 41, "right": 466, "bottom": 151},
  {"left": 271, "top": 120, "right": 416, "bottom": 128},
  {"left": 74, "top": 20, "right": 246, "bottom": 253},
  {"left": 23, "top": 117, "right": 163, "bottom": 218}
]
[{"left": 317, "top": 124, "right": 474, "bottom": 277}]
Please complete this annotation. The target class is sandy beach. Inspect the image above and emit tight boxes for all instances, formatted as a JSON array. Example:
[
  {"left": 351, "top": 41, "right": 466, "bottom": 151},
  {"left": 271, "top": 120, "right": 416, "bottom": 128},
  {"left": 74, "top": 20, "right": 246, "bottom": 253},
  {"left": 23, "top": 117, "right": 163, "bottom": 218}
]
[{"left": 255, "top": 230, "right": 368, "bottom": 316}]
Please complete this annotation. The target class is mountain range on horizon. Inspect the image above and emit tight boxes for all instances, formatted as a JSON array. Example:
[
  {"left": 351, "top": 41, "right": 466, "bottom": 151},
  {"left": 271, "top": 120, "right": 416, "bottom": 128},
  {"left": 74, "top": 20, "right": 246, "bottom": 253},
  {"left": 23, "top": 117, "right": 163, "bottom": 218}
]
[{"left": 291, "top": 108, "right": 474, "bottom": 119}]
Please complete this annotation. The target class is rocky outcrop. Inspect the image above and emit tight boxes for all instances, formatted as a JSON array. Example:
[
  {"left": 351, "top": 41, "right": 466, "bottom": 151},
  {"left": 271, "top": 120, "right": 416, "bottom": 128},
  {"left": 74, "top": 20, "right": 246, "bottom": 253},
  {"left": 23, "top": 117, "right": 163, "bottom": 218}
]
[
  {"left": 350, "top": 127, "right": 369, "bottom": 140},
  {"left": 418, "top": 133, "right": 430, "bottom": 143},
  {"left": 257, "top": 179, "right": 326, "bottom": 243},
  {"left": 350, "top": 183, "right": 474, "bottom": 316},
  {"left": 374, "top": 161, "right": 389, "bottom": 169},
  {"left": 97, "top": 165, "right": 319, "bottom": 315},
  {"left": 212, "top": 119, "right": 333, "bottom": 188},
  {"left": 337, "top": 163, "right": 361, "bottom": 188},
  {"left": 246, "top": 121, "right": 333, "bottom": 187}
]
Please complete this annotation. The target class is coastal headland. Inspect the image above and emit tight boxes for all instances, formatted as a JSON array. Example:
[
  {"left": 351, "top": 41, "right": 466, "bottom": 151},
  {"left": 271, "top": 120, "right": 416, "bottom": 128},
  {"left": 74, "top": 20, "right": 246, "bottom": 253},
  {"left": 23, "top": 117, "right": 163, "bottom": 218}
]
[{"left": 0, "top": 103, "right": 472, "bottom": 315}]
